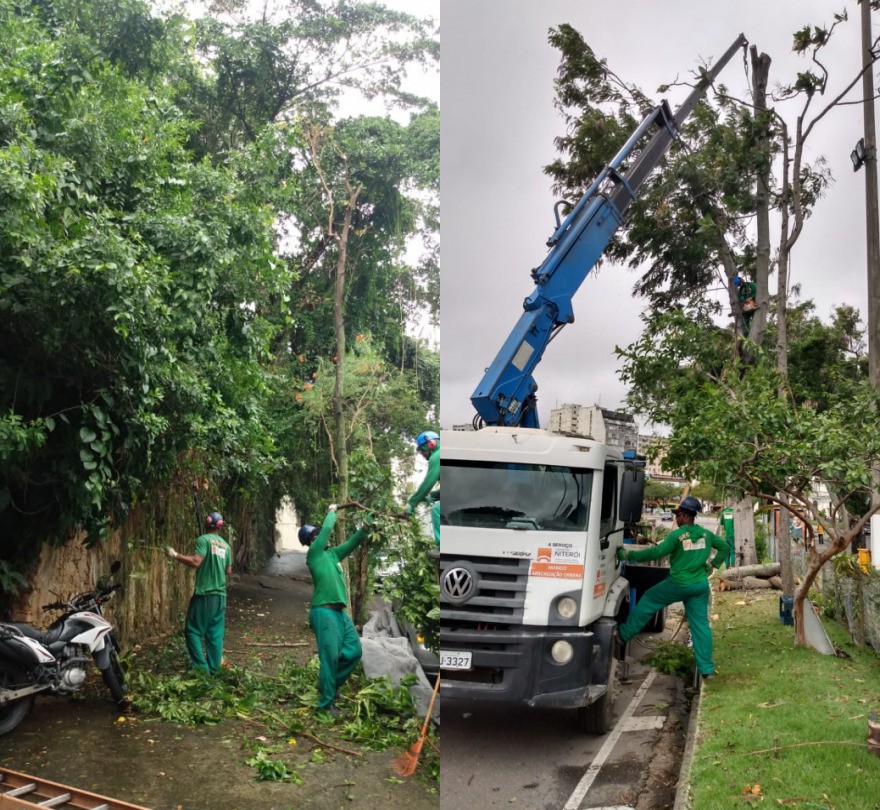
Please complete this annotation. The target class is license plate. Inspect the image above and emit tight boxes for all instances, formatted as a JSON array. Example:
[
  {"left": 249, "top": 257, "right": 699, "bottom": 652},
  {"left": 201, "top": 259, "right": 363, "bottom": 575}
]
[{"left": 440, "top": 650, "right": 472, "bottom": 670}]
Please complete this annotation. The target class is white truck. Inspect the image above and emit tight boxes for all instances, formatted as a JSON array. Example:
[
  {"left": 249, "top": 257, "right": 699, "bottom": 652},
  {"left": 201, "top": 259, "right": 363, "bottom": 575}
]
[{"left": 438, "top": 426, "right": 657, "bottom": 733}]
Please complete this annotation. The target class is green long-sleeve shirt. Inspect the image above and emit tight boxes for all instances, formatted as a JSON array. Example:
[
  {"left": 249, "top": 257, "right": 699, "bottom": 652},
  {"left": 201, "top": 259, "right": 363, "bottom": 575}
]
[
  {"left": 408, "top": 444, "right": 439, "bottom": 509},
  {"left": 738, "top": 280, "right": 757, "bottom": 304},
  {"left": 306, "top": 510, "right": 369, "bottom": 608},
  {"left": 624, "top": 523, "right": 730, "bottom": 585}
]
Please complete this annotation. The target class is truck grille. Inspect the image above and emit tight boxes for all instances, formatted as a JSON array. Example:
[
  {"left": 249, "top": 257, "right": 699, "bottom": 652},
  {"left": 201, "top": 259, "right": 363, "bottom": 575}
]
[{"left": 439, "top": 555, "right": 528, "bottom": 628}]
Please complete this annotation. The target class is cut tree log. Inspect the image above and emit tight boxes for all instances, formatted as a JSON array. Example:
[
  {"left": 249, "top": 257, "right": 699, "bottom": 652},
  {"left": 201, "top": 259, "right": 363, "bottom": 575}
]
[
  {"left": 718, "top": 579, "right": 745, "bottom": 591},
  {"left": 741, "top": 575, "right": 773, "bottom": 589},
  {"left": 718, "top": 573, "right": 782, "bottom": 591},
  {"left": 719, "top": 563, "right": 781, "bottom": 581}
]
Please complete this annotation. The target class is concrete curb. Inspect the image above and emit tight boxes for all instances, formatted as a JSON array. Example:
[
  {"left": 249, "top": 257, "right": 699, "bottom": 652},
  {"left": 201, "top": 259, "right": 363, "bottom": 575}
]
[{"left": 672, "top": 683, "right": 702, "bottom": 810}]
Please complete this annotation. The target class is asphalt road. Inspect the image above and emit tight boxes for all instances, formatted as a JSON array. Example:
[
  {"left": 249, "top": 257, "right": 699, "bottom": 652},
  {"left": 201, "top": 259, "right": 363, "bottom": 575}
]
[
  {"left": 263, "top": 548, "right": 311, "bottom": 579},
  {"left": 440, "top": 620, "right": 692, "bottom": 810}
]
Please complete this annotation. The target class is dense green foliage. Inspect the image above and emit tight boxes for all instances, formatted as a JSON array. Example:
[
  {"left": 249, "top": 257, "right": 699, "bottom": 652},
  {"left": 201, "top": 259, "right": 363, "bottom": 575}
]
[
  {"left": 0, "top": 0, "right": 439, "bottom": 603},
  {"left": 643, "top": 480, "right": 684, "bottom": 503},
  {"left": 544, "top": 23, "right": 767, "bottom": 314},
  {"left": 619, "top": 312, "right": 880, "bottom": 520},
  {"left": 1, "top": 0, "right": 280, "bottom": 558}
]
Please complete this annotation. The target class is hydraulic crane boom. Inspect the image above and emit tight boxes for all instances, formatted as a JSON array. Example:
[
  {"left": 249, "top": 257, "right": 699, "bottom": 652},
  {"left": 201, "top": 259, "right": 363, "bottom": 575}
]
[{"left": 470, "top": 33, "right": 747, "bottom": 429}]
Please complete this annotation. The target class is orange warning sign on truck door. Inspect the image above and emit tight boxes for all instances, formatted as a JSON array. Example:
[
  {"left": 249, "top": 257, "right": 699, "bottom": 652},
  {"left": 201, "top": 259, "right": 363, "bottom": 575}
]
[{"left": 529, "top": 561, "right": 583, "bottom": 580}]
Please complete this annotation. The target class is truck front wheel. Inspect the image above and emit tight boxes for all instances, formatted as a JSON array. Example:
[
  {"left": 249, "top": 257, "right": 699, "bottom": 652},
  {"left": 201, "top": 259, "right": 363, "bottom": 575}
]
[{"left": 578, "top": 655, "right": 617, "bottom": 735}]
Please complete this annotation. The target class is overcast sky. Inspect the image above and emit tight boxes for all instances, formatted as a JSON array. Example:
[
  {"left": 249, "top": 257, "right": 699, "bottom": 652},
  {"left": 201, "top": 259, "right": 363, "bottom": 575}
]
[{"left": 439, "top": 0, "right": 869, "bottom": 431}]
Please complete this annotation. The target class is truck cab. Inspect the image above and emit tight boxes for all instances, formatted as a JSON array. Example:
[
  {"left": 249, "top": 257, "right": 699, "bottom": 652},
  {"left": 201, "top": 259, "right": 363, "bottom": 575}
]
[{"left": 439, "top": 426, "right": 645, "bottom": 733}]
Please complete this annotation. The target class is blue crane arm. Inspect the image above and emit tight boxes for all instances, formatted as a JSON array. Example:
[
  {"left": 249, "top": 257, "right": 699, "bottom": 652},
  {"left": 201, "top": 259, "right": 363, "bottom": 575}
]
[{"left": 470, "top": 34, "right": 747, "bottom": 429}]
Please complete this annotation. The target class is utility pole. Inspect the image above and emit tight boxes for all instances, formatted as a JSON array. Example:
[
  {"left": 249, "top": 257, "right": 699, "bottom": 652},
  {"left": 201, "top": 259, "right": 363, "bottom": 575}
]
[
  {"left": 860, "top": 0, "right": 880, "bottom": 566},
  {"left": 861, "top": 0, "right": 880, "bottom": 391},
  {"left": 862, "top": 0, "right": 880, "bottom": 395}
]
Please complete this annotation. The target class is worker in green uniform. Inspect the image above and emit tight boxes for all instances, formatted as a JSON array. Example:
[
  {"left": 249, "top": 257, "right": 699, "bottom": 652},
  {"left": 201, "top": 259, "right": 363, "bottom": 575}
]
[
  {"left": 720, "top": 506, "right": 736, "bottom": 568},
  {"left": 406, "top": 430, "right": 440, "bottom": 547},
  {"left": 166, "top": 511, "right": 233, "bottom": 675},
  {"left": 299, "top": 504, "right": 372, "bottom": 717},
  {"left": 734, "top": 274, "right": 758, "bottom": 336},
  {"left": 616, "top": 496, "right": 730, "bottom": 680}
]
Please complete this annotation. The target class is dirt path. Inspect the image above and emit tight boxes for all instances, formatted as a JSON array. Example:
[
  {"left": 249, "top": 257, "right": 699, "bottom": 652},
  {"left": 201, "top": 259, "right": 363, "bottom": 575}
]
[{"left": 0, "top": 568, "right": 439, "bottom": 810}]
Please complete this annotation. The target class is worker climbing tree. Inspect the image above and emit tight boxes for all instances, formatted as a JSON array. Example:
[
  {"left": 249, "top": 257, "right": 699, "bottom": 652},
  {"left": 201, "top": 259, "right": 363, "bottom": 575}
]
[{"left": 734, "top": 274, "right": 758, "bottom": 337}]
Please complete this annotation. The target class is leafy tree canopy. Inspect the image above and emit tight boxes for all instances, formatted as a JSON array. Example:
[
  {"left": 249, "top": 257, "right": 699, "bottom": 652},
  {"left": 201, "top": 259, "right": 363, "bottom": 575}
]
[
  {"left": 618, "top": 310, "right": 880, "bottom": 526},
  {"left": 0, "top": 0, "right": 439, "bottom": 581}
]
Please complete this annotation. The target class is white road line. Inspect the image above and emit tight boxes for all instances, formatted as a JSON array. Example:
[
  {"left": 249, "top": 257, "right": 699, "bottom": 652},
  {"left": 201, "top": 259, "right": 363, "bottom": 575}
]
[{"left": 561, "top": 669, "right": 658, "bottom": 810}]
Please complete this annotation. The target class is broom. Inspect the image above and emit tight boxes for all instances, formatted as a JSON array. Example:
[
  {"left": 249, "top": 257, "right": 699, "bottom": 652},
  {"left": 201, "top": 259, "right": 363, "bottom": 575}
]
[{"left": 394, "top": 674, "right": 441, "bottom": 777}]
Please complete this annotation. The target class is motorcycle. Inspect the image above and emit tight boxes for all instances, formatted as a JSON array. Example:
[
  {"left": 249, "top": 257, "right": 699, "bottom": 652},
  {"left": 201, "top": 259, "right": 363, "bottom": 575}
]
[{"left": 0, "top": 560, "right": 128, "bottom": 735}]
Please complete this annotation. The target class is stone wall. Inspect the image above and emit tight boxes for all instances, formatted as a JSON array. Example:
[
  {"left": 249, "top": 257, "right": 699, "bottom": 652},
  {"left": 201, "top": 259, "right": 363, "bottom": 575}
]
[{"left": 11, "top": 486, "right": 200, "bottom": 648}]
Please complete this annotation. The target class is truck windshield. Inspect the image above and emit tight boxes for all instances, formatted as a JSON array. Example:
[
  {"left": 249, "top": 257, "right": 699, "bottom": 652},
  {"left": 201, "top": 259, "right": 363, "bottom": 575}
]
[{"left": 440, "top": 460, "right": 593, "bottom": 532}]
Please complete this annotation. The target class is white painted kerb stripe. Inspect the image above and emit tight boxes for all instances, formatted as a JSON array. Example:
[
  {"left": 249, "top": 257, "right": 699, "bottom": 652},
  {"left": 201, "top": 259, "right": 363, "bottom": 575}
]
[{"left": 561, "top": 669, "right": 658, "bottom": 810}]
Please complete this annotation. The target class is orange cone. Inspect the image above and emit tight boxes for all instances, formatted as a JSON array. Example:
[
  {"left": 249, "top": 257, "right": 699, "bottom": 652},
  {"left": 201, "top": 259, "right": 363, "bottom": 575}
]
[{"left": 393, "top": 674, "right": 440, "bottom": 777}]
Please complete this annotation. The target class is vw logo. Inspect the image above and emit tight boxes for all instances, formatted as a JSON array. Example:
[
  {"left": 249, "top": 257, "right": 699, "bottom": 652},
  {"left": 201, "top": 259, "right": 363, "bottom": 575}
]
[{"left": 442, "top": 564, "right": 478, "bottom": 604}]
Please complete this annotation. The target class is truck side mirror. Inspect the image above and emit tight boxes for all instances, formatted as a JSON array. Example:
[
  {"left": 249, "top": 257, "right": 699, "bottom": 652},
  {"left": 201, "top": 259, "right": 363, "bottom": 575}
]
[{"left": 619, "top": 467, "right": 645, "bottom": 524}]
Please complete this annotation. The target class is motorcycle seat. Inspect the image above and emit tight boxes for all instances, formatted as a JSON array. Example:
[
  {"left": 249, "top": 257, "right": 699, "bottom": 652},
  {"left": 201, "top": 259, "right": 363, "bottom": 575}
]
[{"left": 6, "top": 622, "right": 63, "bottom": 646}]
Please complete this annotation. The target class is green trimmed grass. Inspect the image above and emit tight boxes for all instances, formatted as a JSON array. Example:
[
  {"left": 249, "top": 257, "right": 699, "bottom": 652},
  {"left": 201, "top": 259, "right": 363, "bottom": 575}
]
[{"left": 687, "top": 590, "right": 880, "bottom": 809}]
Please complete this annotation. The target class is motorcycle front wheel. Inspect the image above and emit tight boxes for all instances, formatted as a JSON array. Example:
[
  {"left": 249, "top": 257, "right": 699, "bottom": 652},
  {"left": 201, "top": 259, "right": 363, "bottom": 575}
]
[
  {"left": 100, "top": 647, "right": 128, "bottom": 706},
  {"left": 0, "top": 663, "right": 34, "bottom": 735}
]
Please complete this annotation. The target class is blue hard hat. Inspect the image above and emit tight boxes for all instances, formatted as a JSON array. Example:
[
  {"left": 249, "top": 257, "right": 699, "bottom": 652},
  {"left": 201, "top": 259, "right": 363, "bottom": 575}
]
[
  {"left": 416, "top": 430, "right": 439, "bottom": 450},
  {"left": 206, "top": 511, "right": 224, "bottom": 530},
  {"left": 733, "top": 275, "right": 742, "bottom": 287},
  {"left": 678, "top": 496, "right": 703, "bottom": 514},
  {"left": 298, "top": 524, "right": 318, "bottom": 545}
]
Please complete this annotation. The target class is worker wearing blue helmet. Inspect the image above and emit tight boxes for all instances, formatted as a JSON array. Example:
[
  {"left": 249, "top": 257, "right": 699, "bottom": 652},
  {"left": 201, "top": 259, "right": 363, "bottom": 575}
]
[
  {"left": 407, "top": 430, "right": 440, "bottom": 547},
  {"left": 616, "top": 495, "right": 730, "bottom": 680},
  {"left": 298, "top": 504, "right": 372, "bottom": 717}
]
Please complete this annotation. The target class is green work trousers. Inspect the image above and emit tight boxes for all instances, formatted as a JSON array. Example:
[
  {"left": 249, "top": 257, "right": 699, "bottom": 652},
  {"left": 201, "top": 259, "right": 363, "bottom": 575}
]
[
  {"left": 432, "top": 501, "right": 440, "bottom": 547},
  {"left": 619, "top": 578, "right": 716, "bottom": 676},
  {"left": 309, "top": 606, "right": 362, "bottom": 709},
  {"left": 185, "top": 593, "right": 226, "bottom": 674}
]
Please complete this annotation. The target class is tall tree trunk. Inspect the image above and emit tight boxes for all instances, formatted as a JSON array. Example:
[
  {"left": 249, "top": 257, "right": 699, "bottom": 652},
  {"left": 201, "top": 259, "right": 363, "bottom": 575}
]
[
  {"left": 749, "top": 45, "right": 772, "bottom": 346},
  {"left": 332, "top": 178, "right": 368, "bottom": 623},
  {"left": 333, "top": 187, "right": 355, "bottom": 511},
  {"left": 778, "top": 493, "right": 794, "bottom": 594},
  {"left": 775, "top": 121, "right": 795, "bottom": 595},
  {"left": 734, "top": 496, "right": 757, "bottom": 566},
  {"left": 308, "top": 120, "right": 369, "bottom": 625}
]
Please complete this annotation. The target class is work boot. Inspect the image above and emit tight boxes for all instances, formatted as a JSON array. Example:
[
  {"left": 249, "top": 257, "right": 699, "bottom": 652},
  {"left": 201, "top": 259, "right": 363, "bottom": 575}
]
[
  {"left": 317, "top": 704, "right": 341, "bottom": 720},
  {"left": 701, "top": 673, "right": 716, "bottom": 681}
]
